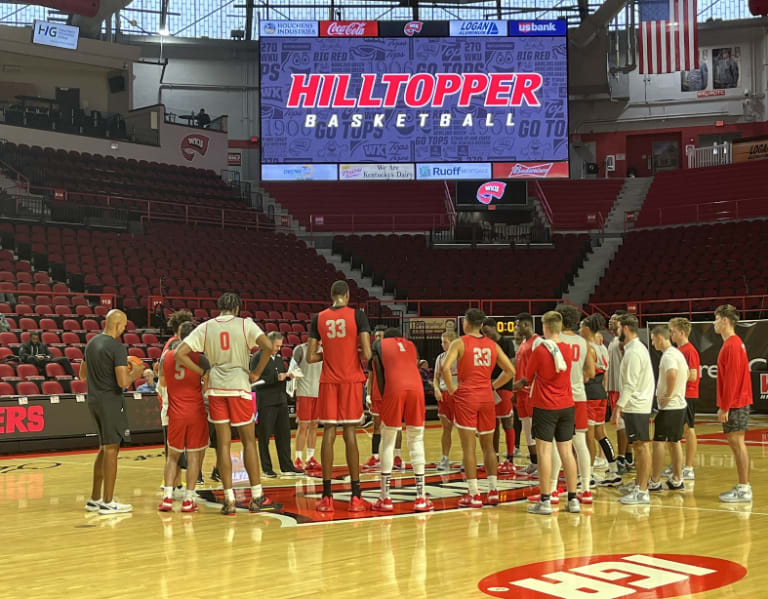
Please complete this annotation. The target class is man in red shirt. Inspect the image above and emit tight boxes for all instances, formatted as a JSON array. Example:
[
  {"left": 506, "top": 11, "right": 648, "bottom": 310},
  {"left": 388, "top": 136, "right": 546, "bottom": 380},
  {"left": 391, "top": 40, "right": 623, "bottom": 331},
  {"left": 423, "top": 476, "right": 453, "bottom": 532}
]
[
  {"left": 308, "top": 280, "right": 372, "bottom": 513},
  {"left": 158, "top": 321, "right": 210, "bottom": 513},
  {"left": 525, "top": 311, "right": 579, "bottom": 515},
  {"left": 669, "top": 317, "right": 700, "bottom": 480},
  {"left": 513, "top": 313, "right": 539, "bottom": 477},
  {"left": 714, "top": 304, "right": 753, "bottom": 503},
  {"left": 441, "top": 308, "right": 515, "bottom": 508},
  {"left": 371, "top": 328, "right": 432, "bottom": 512}
]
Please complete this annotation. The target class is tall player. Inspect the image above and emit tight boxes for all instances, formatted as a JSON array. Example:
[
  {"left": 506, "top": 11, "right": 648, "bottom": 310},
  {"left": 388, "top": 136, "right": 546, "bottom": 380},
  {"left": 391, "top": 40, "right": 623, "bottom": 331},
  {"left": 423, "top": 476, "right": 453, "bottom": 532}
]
[
  {"left": 289, "top": 341, "right": 322, "bottom": 473},
  {"left": 371, "top": 328, "right": 432, "bottom": 512},
  {"left": 433, "top": 330, "right": 458, "bottom": 471},
  {"left": 513, "top": 313, "right": 538, "bottom": 477},
  {"left": 158, "top": 322, "right": 210, "bottom": 513},
  {"left": 174, "top": 292, "right": 276, "bottom": 515},
  {"left": 668, "top": 317, "right": 700, "bottom": 480},
  {"left": 441, "top": 308, "right": 515, "bottom": 508},
  {"left": 604, "top": 310, "right": 632, "bottom": 474},
  {"left": 307, "top": 280, "right": 372, "bottom": 513}
]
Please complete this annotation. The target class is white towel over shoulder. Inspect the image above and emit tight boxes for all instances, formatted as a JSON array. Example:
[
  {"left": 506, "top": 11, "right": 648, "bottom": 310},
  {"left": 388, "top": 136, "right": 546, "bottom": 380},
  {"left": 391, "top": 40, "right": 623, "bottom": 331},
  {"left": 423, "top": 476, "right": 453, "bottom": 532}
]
[{"left": 532, "top": 337, "right": 568, "bottom": 373}]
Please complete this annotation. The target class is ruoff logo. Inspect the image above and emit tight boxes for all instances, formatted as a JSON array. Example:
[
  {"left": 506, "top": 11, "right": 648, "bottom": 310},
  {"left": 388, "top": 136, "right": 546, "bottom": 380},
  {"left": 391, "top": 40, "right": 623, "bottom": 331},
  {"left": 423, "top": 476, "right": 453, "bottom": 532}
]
[
  {"left": 476, "top": 181, "right": 506, "bottom": 205},
  {"left": 404, "top": 21, "right": 423, "bottom": 36},
  {"left": 478, "top": 553, "right": 747, "bottom": 599},
  {"left": 180, "top": 134, "right": 209, "bottom": 161}
]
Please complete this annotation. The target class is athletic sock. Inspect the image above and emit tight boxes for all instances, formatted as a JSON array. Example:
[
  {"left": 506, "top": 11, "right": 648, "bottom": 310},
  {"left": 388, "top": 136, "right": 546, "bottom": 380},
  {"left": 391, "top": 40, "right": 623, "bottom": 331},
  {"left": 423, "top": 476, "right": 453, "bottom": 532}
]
[
  {"left": 488, "top": 475, "right": 498, "bottom": 491},
  {"left": 395, "top": 448, "right": 402, "bottom": 458},
  {"left": 467, "top": 479, "right": 479, "bottom": 496},
  {"left": 224, "top": 488, "right": 235, "bottom": 503},
  {"left": 530, "top": 450, "right": 538, "bottom": 465},
  {"left": 372, "top": 433, "right": 381, "bottom": 455},
  {"left": 415, "top": 474, "right": 425, "bottom": 497},
  {"left": 251, "top": 484, "right": 263, "bottom": 499},
  {"left": 322, "top": 479, "right": 332, "bottom": 498},
  {"left": 380, "top": 473, "right": 391, "bottom": 499},
  {"left": 185, "top": 489, "right": 195, "bottom": 502},
  {"left": 541, "top": 494, "right": 550, "bottom": 502},
  {"left": 598, "top": 436, "right": 617, "bottom": 462},
  {"left": 568, "top": 492, "right": 576, "bottom": 501},
  {"left": 442, "top": 455, "right": 449, "bottom": 462},
  {"left": 504, "top": 428, "right": 516, "bottom": 458},
  {"left": 305, "top": 447, "right": 315, "bottom": 461},
  {"left": 163, "top": 486, "right": 173, "bottom": 500},
  {"left": 351, "top": 480, "right": 362, "bottom": 499}
]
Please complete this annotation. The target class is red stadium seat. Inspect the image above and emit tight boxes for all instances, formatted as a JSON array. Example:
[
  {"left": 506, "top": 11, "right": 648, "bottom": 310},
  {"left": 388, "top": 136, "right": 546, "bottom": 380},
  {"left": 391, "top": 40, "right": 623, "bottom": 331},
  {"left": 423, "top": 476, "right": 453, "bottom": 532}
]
[
  {"left": 128, "top": 347, "right": 146, "bottom": 359},
  {"left": 45, "top": 363, "right": 72, "bottom": 381},
  {"left": 65, "top": 347, "right": 84, "bottom": 361},
  {"left": 71, "top": 380, "right": 88, "bottom": 394},
  {"left": 147, "top": 347, "right": 163, "bottom": 360},
  {"left": 16, "top": 381, "right": 40, "bottom": 396},
  {"left": 42, "top": 381, "right": 65, "bottom": 395},
  {"left": 17, "top": 364, "right": 44, "bottom": 381},
  {"left": 0, "top": 382, "right": 15, "bottom": 396}
]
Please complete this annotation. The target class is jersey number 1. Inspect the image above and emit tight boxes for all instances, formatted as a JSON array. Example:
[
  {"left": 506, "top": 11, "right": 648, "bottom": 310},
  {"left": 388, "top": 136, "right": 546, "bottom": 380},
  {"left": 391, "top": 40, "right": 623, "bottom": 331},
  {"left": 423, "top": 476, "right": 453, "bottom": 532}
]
[{"left": 473, "top": 348, "right": 491, "bottom": 366}]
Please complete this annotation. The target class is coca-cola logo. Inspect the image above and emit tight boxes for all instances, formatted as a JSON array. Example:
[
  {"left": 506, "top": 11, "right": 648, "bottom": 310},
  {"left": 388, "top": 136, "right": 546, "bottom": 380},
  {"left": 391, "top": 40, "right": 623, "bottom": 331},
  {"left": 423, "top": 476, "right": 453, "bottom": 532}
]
[
  {"left": 180, "top": 134, "right": 209, "bottom": 161},
  {"left": 0, "top": 405, "right": 44, "bottom": 434},
  {"left": 320, "top": 20, "right": 377, "bottom": 37},
  {"left": 511, "top": 162, "right": 554, "bottom": 177}
]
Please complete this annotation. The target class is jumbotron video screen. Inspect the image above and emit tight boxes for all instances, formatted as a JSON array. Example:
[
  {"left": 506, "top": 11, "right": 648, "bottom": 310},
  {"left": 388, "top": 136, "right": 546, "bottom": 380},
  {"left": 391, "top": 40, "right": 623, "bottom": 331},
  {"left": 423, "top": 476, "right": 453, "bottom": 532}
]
[{"left": 259, "top": 20, "right": 569, "bottom": 181}]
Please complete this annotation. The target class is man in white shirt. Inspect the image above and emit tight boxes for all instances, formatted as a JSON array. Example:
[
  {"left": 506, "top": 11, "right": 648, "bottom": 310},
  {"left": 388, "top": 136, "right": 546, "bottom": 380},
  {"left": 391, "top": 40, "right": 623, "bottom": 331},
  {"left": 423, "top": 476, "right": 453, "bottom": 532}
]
[
  {"left": 648, "top": 325, "right": 690, "bottom": 492},
  {"left": 611, "top": 313, "right": 654, "bottom": 505}
]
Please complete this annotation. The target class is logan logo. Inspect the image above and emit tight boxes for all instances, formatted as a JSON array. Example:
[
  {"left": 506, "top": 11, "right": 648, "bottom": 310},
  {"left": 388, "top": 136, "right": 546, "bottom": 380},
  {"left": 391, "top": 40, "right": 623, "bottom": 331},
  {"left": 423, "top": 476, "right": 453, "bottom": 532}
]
[
  {"left": 476, "top": 181, "right": 506, "bottom": 204},
  {"left": 404, "top": 21, "right": 423, "bottom": 36},
  {"left": 180, "top": 134, "right": 209, "bottom": 161},
  {"left": 478, "top": 554, "right": 747, "bottom": 599}
]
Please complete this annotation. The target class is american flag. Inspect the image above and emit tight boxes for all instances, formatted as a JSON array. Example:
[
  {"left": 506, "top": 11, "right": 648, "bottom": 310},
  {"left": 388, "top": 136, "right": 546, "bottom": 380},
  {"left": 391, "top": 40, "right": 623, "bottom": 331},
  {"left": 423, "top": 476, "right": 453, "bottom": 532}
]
[{"left": 638, "top": 0, "right": 699, "bottom": 74}]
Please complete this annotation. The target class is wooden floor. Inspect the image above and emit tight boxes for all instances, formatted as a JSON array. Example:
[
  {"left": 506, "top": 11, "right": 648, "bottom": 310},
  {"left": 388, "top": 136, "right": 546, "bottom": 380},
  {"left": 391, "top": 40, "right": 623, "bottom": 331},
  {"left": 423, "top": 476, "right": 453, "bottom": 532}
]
[{"left": 3, "top": 416, "right": 767, "bottom": 598}]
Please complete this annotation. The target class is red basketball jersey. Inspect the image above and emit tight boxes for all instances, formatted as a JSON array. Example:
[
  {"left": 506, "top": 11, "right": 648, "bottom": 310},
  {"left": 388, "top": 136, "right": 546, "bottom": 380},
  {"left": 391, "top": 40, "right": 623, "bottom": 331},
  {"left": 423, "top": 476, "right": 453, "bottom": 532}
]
[
  {"left": 457, "top": 335, "right": 498, "bottom": 400},
  {"left": 380, "top": 337, "right": 423, "bottom": 395},
  {"left": 311, "top": 305, "right": 370, "bottom": 384},
  {"left": 163, "top": 349, "right": 205, "bottom": 420}
]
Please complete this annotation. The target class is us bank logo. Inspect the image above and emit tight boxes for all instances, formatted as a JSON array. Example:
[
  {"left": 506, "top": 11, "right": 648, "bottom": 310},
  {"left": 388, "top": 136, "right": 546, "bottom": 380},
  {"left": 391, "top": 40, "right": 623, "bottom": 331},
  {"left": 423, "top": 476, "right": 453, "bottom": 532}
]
[{"left": 478, "top": 554, "right": 747, "bottom": 599}]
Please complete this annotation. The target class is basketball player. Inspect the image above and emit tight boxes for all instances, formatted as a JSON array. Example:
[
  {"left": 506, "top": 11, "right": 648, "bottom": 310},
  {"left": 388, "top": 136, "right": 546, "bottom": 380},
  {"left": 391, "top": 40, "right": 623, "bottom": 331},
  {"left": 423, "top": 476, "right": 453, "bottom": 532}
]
[
  {"left": 289, "top": 341, "right": 322, "bottom": 473},
  {"left": 371, "top": 328, "right": 432, "bottom": 512},
  {"left": 175, "top": 292, "right": 276, "bottom": 515},
  {"left": 604, "top": 310, "right": 632, "bottom": 476},
  {"left": 158, "top": 322, "right": 210, "bottom": 512},
  {"left": 82, "top": 309, "right": 145, "bottom": 515},
  {"left": 668, "top": 317, "right": 700, "bottom": 480},
  {"left": 307, "top": 280, "right": 372, "bottom": 513},
  {"left": 556, "top": 304, "right": 594, "bottom": 505},
  {"left": 714, "top": 304, "right": 753, "bottom": 503},
  {"left": 441, "top": 308, "right": 515, "bottom": 508},
  {"left": 526, "top": 311, "right": 580, "bottom": 515},
  {"left": 647, "top": 325, "right": 688, "bottom": 492},
  {"left": 512, "top": 313, "right": 538, "bottom": 476},
  {"left": 433, "top": 330, "right": 458, "bottom": 471},
  {"left": 612, "top": 313, "right": 654, "bottom": 505}
]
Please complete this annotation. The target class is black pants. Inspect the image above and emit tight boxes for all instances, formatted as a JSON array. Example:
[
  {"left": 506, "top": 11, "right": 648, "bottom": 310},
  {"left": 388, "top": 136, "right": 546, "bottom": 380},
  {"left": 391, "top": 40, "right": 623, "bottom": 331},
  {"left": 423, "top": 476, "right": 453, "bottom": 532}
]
[
  {"left": 257, "top": 403, "right": 293, "bottom": 472},
  {"left": 24, "top": 356, "right": 75, "bottom": 377}
]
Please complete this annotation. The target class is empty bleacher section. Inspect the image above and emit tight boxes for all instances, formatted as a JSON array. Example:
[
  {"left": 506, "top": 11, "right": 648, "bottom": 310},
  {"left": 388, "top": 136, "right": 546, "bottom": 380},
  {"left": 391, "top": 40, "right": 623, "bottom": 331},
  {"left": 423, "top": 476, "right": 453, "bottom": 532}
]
[
  {"left": 262, "top": 182, "right": 450, "bottom": 232},
  {"left": 332, "top": 234, "right": 591, "bottom": 315},
  {"left": 590, "top": 221, "right": 768, "bottom": 317},
  {"left": 537, "top": 179, "right": 625, "bottom": 230},
  {"left": 636, "top": 161, "right": 768, "bottom": 227}
]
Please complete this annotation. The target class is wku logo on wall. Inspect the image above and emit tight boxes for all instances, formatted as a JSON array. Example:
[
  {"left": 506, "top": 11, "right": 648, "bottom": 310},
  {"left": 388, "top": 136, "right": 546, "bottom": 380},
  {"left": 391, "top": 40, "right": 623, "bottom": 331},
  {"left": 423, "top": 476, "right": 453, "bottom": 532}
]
[
  {"left": 476, "top": 181, "right": 506, "bottom": 205},
  {"left": 180, "top": 134, "right": 209, "bottom": 161},
  {"left": 404, "top": 21, "right": 423, "bottom": 36},
  {"left": 478, "top": 554, "right": 747, "bottom": 599}
]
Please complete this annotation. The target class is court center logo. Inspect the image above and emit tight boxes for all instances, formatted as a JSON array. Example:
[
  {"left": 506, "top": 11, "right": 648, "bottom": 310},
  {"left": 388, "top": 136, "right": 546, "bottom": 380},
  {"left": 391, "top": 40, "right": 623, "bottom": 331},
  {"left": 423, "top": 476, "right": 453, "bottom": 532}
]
[{"left": 478, "top": 554, "right": 747, "bottom": 599}]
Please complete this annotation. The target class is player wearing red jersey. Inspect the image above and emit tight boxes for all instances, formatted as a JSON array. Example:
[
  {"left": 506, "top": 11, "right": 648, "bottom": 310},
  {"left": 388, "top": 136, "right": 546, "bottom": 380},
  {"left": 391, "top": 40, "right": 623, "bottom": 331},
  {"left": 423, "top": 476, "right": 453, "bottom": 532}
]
[
  {"left": 714, "top": 305, "right": 753, "bottom": 503},
  {"left": 175, "top": 293, "right": 276, "bottom": 515},
  {"left": 526, "top": 311, "right": 579, "bottom": 515},
  {"left": 371, "top": 328, "right": 432, "bottom": 512},
  {"left": 669, "top": 317, "right": 700, "bottom": 480},
  {"left": 512, "top": 313, "right": 538, "bottom": 477},
  {"left": 441, "top": 309, "right": 515, "bottom": 508},
  {"left": 308, "top": 281, "right": 372, "bottom": 513},
  {"left": 158, "top": 322, "right": 210, "bottom": 513},
  {"left": 433, "top": 331, "right": 458, "bottom": 471}
]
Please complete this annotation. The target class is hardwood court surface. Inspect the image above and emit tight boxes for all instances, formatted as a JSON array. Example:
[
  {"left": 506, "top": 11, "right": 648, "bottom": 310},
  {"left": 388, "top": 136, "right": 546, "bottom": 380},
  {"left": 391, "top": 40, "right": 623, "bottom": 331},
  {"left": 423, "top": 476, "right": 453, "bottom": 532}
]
[{"left": 2, "top": 416, "right": 766, "bottom": 599}]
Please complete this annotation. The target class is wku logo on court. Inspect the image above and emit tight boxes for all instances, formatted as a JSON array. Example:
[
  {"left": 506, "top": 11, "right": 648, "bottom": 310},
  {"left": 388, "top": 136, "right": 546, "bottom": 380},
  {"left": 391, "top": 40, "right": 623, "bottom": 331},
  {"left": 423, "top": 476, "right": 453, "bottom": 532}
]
[
  {"left": 476, "top": 181, "right": 506, "bottom": 205},
  {"left": 180, "top": 134, "right": 209, "bottom": 161},
  {"left": 404, "top": 21, "right": 423, "bottom": 36},
  {"left": 478, "top": 553, "right": 747, "bottom": 599}
]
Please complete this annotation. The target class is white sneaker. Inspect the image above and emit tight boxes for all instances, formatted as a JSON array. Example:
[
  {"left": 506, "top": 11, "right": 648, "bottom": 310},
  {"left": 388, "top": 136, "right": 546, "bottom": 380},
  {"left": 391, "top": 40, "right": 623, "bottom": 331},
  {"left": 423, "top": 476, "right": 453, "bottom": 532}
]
[
  {"left": 99, "top": 500, "right": 133, "bottom": 515},
  {"left": 436, "top": 456, "right": 451, "bottom": 472},
  {"left": 527, "top": 499, "right": 552, "bottom": 515},
  {"left": 661, "top": 464, "right": 673, "bottom": 478},
  {"left": 563, "top": 498, "right": 581, "bottom": 513},
  {"left": 84, "top": 498, "right": 103, "bottom": 512},
  {"left": 598, "top": 475, "right": 623, "bottom": 488},
  {"left": 720, "top": 485, "right": 752, "bottom": 503},
  {"left": 593, "top": 457, "right": 608, "bottom": 470},
  {"left": 682, "top": 467, "right": 695, "bottom": 480},
  {"left": 619, "top": 482, "right": 638, "bottom": 495},
  {"left": 620, "top": 488, "right": 650, "bottom": 505}
]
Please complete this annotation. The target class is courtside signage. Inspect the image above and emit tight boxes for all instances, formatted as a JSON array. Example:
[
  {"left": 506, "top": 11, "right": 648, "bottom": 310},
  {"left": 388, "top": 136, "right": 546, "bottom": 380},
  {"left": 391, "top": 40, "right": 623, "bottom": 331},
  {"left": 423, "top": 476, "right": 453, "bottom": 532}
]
[
  {"left": 339, "top": 163, "right": 414, "bottom": 180},
  {"left": 417, "top": 162, "right": 491, "bottom": 180},
  {"left": 508, "top": 20, "right": 567, "bottom": 36},
  {"left": 32, "top": 20, "right": 79, "bottom": 50},
  {"left": 261, "top": 163, "right": 337, "bottom": 181},
  {"left": 478, "top": 554, "right": 747, "bottom": 599},
  {"left": 259, "top": 20, "right": 318, "bottom": 37},
  {"left": 319, "top": 21, "right": 378, "bottom": 37},
  {"left": 449, "top": 20, "right": 507, "bottom": 37}
]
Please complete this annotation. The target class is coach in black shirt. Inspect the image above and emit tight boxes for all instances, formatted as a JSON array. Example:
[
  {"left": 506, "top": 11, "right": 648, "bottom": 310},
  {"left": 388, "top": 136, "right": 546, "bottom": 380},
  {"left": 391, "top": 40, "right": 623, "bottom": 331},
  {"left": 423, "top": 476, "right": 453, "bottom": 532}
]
[{"left": 251, "top": 332, "right": 303, "bottom": 477}]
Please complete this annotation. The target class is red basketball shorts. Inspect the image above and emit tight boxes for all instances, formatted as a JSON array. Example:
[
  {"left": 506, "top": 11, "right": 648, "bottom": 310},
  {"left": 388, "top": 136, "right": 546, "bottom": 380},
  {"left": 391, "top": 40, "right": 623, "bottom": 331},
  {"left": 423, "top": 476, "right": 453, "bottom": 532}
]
[
  {"left": 209, "top": 395, "right": 254, "bottom": 427},
  {"left": 380, "top": 389, "right": 425, "bottom": 428},
  {"left": 588, "top": 400, "right": 608, "bottom": 425},
  {"left": 296, "top": 396, "right": 318, "bottom": 422},
  {"left": 318, "top": 382, "right": 364, "bottom": 424},
  {"left": 167, "top": 415, "right": 209, "bottom": 452},
  {"left": 454, "top": 399, "right": 495, "bottom": 435},
  {"left": 495, "top": 389, "right": 515, "bottom": 419},
  {"left": 517, "top": 391, "right": 533, "bottom": 419},
  {"left": 574, "top": 401, "right": 588, "bottom": 430},
  {"left": 438, "top": 391, "right": 454, "bottom": 421},
  {"left": 370, "top": 394, "right": 382, "bottom": 417},
  {"left": 608, "top": 391, "right": 620, "bottom": 411}
]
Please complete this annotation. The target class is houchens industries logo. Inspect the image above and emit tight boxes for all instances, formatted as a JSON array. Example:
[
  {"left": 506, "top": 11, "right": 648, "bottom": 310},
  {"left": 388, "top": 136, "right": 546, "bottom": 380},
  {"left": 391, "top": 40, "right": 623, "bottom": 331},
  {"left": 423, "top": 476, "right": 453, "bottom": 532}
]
[
  {"left": 478, "top": 553, "right": 747, "bottom": 599},
  {"left": 180, "top": 134, "right": 209, "bottom": 161}
]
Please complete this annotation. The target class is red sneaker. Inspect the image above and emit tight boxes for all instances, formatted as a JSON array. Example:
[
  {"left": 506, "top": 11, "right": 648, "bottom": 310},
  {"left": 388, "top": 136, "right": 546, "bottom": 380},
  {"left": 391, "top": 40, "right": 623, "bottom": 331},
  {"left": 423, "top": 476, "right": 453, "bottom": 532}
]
[
  {"left": 393, "top": 456, "right": 403, "bottom": 470},
  {"left": 316, "top": 496, "right": 334, "bottom": 512},
  {"left": 305, "top": 457, "right": 321, "bottom": 471},
  {"left": 458, "top": 494, "right": 483, "bottom": 508},
  {"left": 181, "top": 499, "right": 198, "bottom": 513},
  {"left": 348, "top": 496, "right": 371, "bottom": 512},
  {"left": 527, "top": 490, "right": 560, "bottom": 504},
  {"left": 157, "top": 497, "right": 173, "bottom": 512},
  {"left": 414, "top": 496, "right": 434, "bottom": 512},
  {"left": 294, "top": 457, "right": 304, "bottom": 471},
  {"left": 577, "top": 491, "right": 593, "bottom": 504},
  {"left": 497, "top": 460, "right": 516, "bottom": 474},
  {"left": 487, "top": 489, "right": 500, "bottom": 505},
  {"left": 362, "top": 456, "right": 380, "bottom": 471},
  {"left": 372, "top": 497, "right": 394, "bottom": 512}
]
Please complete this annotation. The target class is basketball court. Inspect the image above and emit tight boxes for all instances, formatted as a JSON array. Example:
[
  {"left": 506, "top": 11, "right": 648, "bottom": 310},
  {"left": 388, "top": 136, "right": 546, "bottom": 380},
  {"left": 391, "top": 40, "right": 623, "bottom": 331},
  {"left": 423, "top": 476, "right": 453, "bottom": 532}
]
[{"left": 3, "top": 416, "right": 765, "bottom": 598}]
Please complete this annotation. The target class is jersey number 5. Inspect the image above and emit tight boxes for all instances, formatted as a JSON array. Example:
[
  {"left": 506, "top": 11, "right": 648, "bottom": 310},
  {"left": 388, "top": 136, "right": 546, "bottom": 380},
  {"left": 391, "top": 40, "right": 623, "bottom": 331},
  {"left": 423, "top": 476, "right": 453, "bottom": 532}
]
[
  {"left": 174, "top": 361, "right": 186, "bottom": 381},
  {"left": 325, "top": 319, "right": 347, "bottom": 339},
  {"left": 473, "top": 347, "right": 491, "bottom": 367}
]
